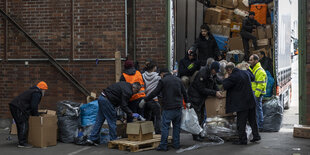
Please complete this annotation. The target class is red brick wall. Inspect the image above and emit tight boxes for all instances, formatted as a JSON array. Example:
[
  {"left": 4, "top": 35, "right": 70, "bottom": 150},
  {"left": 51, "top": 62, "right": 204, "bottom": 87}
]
[{"left": 0, "top": 0, "right": 167, "bottom": 118}]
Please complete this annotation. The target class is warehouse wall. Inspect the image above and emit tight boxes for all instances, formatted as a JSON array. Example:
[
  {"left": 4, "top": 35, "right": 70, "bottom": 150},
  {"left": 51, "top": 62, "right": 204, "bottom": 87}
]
[{"left": 0, "top": 0, "right": 167, "bottom": 118}]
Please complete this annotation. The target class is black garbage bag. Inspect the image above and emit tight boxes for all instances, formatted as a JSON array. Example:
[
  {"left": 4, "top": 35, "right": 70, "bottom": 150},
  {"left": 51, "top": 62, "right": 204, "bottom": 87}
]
[
  {"left": 57, "top": 101, "right": 81, "bottom": 143},
  {"left": 262, "top": 97, "right": 283, "bottom": 132}
]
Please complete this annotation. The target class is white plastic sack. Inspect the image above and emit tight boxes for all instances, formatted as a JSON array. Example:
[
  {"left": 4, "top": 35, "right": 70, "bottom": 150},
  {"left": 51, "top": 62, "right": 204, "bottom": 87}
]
[{"left": 181, "top": 108, "right": 203, "bottom": 135}]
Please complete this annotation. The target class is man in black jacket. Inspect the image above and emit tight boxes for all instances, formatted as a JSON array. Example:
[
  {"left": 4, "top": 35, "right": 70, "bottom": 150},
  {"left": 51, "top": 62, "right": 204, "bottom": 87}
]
[
  {"left": 178, "top": 51, "right": 200, "bottom": 89},
  {"left": 240, "top": 11, "right": 262, "bottom": 61},
  {"left": 188, "top": 61, "right": 223, "bottom": 141},
  {"left": 223, "top": 62, "right": 261, "bottom": 145},
  {"left": 259, "top": 51, "right": 273, "bottom": 77},
  {"left": 87, "top": 82, "right": 141, "bottom": 145},
  {"left": 140, "top": 68, "right": 188, "bottom": 151},
  {"left": 188, "top": 24, "right": 220, "bottom": 66},
  {"left": 9, "top": 81, "right": 48, "bottom": 148}
]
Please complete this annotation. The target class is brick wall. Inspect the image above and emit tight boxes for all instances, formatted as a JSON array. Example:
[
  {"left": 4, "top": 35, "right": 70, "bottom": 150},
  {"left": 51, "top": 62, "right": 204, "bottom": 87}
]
[{"left": 0, "top": 0, "right": 167, "bottom": 118}]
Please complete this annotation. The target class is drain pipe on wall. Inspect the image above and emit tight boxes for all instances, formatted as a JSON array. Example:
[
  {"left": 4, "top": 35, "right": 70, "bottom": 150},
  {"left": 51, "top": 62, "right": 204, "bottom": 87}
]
[
  {"left": 125, "top": 0, "right": 128, "bottom": 58},
  {"left": 133, "top": 0, "right": 136, "bottom": 63}
]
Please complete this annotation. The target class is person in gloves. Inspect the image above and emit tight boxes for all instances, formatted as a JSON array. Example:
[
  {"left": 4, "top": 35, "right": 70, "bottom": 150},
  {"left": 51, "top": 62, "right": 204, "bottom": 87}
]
[
  {"left": 249, "top": 54, "right": 267, "bottom": 131},
  {"left": 188, "top": 61, "right": 223, "bottom": 142},
  {"left": 178, "top": 51, "right": 201, "bottom": 89},
  {"left": 140, "top": 68, "right": 188, "bottom": 151},
  {"left": 223, "top": 62, "right": 261, "bottom": 145},
  {"left": 9, "top": 81, "right": 48, "bottom": 148},
  {"left": 86, "top": 82, "right": 141, "bottom": 145},
  {"left": 142, "top": 60, "right": 162, "bottom": 134},
  {"left": 240, "top": 11, "right": 263, "bottom": 61}
]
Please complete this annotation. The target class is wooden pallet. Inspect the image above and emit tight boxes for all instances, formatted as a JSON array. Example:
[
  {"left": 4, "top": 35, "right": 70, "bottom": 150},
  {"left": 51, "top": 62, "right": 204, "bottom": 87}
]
[{"left": 108, "top": 135, "right": 172, "bottom": 152}]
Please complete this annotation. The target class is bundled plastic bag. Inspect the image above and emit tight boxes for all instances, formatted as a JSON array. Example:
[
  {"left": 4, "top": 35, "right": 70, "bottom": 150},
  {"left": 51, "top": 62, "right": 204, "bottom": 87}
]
[
  {"left": 80, "top": 100, "right": 98, "bottom": 126},
  {"left": 181, "top": 108, "right": 203, "bottom": 135},
  {"left": 202, "top": 117, "right": 237, "bottom": 138},
  {"left": 57, "top": 100, "right": 81, "bottom": 143},
  {"left": 262, "top": 97, "right": 283, "bottom": 132},
  {"left": 264, "top": 71, "right": 274, "bottom": 98}
]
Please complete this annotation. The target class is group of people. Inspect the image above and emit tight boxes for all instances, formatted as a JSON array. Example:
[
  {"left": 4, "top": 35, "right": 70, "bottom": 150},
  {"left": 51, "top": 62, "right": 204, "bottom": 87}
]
[{"left": 9, "top": 11, "right": 268, "bottom": 151}]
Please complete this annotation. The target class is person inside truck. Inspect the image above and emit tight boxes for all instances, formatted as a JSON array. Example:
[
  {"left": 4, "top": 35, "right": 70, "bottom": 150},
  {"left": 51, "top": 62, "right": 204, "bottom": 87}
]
[
  {"left": 9, "top": 81, "right": 48, "bottom": 148},
  {"left": 258, "top": 51, "right": 273, "bottom": 77},
  {"left": 240, "top": 11, "right": 263, "bottom": 61},
  {"left": 223, "top": 62, "right": 261, "bottom": 145},
  {"left": 188, "top": 24, "right": 221, "bottom": 66},
  {"left": 248, "top": 54, "right": 267, "bottom": 131},
  {"left": 178, "top": 51, "right": 201, "bottom": 89}
]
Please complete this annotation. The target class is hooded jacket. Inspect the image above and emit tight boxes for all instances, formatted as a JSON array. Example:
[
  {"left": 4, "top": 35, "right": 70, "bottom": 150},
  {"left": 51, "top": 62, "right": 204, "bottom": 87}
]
[
  {"left": 103, "top": 81, "right": 133, "bottom": 115},
  {"left": 142, "top": 71, "right": 161, "bottom": 99},
  {"left": 178, "top": 53, "right": 201, "bottom": 77},
  {"left": 189, "top": 33, "right": 220, "bottom": 65},
  {"left": 250, "top": 62, "right": 267, "bottom": 97},
  {"left": 145, "top": 73, "right": 188, "bottom": 110},
  {"left": 9, "top": 86, "right": 42, "bottom": 117},
  {"left": 120, "top": 67, "right": 146, "bottom": 101},
  {"left": 241, "top": 17, "right": 262, "bottom": 33}
]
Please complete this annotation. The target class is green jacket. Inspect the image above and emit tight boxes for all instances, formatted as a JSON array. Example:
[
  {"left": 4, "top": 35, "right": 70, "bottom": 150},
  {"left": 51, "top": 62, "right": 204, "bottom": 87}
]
[{"left": 250, "top": 62, "right": 267, "bottom": 97}]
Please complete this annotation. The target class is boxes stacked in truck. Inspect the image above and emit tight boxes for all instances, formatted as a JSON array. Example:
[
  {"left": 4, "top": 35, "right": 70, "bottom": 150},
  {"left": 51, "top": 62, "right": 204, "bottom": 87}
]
[{"left": 204, "top": 8, "right": 222, "bottom": 25}]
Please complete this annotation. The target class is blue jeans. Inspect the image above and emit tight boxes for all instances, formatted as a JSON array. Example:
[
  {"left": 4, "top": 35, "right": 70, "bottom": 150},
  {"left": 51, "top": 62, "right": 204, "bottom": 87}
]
[
  {"left": 255, "top": 95, "right": 264, "bottom": 129},
  {"left": 159, "top": 108, "right": 182, "bottom": 149},
  {"left": 89, "top": 95, "right": 117, "bottom": 142}
]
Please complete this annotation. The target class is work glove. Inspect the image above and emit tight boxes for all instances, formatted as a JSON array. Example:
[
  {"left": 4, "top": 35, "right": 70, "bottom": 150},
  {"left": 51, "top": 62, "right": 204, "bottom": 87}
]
[
  {"left": 187, "top": 63, "right": 194, "bottom": 70},
  {"left": 132, "top": 113, "right": 139, "bottom": 118},
  {"left": 139, "top": 99, "right": 146, "bottom": 108}
]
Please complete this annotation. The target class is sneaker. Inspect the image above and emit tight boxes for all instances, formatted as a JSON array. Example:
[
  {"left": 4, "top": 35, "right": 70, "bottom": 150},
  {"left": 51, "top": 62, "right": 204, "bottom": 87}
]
[
  {"left": 250, "top": 137, "right": 261, "bottom": 143},
  {"left": 85, "top": 139, "right": 98, "bottom": 146},
  {"left": 156, "top": 147, "right": 168, "bottom": 151},
  {"left": 17, "top": 143, "right": 33, "bottom": 148},
  {"left": 171, "top": 145, "right": 180, "bottom": 149}
]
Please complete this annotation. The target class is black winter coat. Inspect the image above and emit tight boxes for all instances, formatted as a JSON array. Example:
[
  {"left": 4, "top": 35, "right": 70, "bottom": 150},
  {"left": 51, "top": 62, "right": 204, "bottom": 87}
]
[
  {"left": 103, "top": 81, "right": 133, "bottom": 115},
  {"left": 188, "top": 67, "right": 218, "bottom": 106},
  {"left": 223, "top": 68, "right": 256, "bottom": 113},
  {"left": 241, "top": 17, "right": 262, "bottom": 33},
  {"left": 9, "top": 86, "right": 42, "bottom": 117},
  {"left": 259, "top": 56, "right": 273, "bottom": 77},
  {"left": 190, "top": 33, "right": 220, "bottom": 65},
  {"left": 145, "top": 73, "right": 188, "bottom": 110},
  {"left": 178, "top": 53, "right": 200, "bottom": 77}
]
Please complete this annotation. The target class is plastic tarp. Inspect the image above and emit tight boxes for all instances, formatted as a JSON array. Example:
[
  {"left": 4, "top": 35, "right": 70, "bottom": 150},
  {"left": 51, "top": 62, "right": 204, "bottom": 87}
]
[
  {"left": 80, "top": 100, "right": 98, "bottom": 127},
  {"left": 181, "top": 108, "right": 203, "bottom": 135},
  {"left": 213, "top": 34, "right": 229, "bottom": 51},
  {"left": 264, "top": 71, "right": 274, "bottom": 97},
  {"left": 57, "top": 100, "right": 81, "bottom": 143},
  {"left": 262, "top": 97, "right": 283, "bottom": 132}
]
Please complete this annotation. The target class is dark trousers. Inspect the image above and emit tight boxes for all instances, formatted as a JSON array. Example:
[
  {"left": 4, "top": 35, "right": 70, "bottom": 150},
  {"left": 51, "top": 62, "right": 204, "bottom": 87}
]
[
  {"left": 144, "top": 100, "right": 161, "bottom": 134},
  {"left": 191, "top": 101, "right": 205, "bottom": 137},
  {"left": 127, "top": 98, "right": 144, "bottom": 122},
  {"left": 236, "top": 107, "right": 260, "bottom": 143},
  {"left": 241, "top": 31, "right": 258, "bottom": 61},
  {"left": 9, "top": 105, "right": 29, "bottom": 145}
]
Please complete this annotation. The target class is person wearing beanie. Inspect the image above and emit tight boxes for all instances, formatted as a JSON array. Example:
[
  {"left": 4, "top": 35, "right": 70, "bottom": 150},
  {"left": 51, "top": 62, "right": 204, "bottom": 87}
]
[
  {"left": 188, "top": 61, "right": 224, "bottom": 142},
  {"left": 9, "top": 81, "right": 48, "bottom": 148},
  {"left": 188, "top": 24, "right": 221, "bottom": 66},
  {"left": 240, "top": 11, "right": 263, "bottom": 61},
  {"left": 178, "top": 51, "right": 201, "bottom": 89},
  {"left": 120, "top": 60, "right": 146, "bottom": 122},
  {"left": 140, "top": 68, "right": 188, "bottom": 151}
]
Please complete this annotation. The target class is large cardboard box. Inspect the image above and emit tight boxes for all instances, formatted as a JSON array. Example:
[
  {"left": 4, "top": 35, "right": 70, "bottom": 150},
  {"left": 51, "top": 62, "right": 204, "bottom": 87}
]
[
  {"left": 231, "top": 14, "right": 244, "bottom": 23},
  {"left": 28, "top": 110, "right": 57, "bottom": 148},
  {"left": 257, "top": 26, "right": 267, "bottom": 39},
  {"left": 205, "top": 92, "right": 233, "bottom": 117},
  {"left": 222, "top": 0, "right": 238, "bottom": 9},
  {"left": 230, "top": 22, "right": 242, "bottom": 32},
  {"left": 257, "top": 39, "right": 269, "bottom": 47},
  {"left": 209, "top": 25, "right": 230, "bottom": 37},
  {"left": 216, "top": 6, "right": 234, "bottom": 20},
  {"left": 266, "top": 25, "right": 273, "bottom": 39},
  {"left": 102, "top": 120, "right": 127, "bottom": 138},
  {"left": 204, "top": 8, "right": 222, "bottom": 25},
  {"left": 126, "top": 121, "right": 154, "bottom": 141},
  {"left": 228, "top": 37, "right": 243, "bottom": 50},
  {"left": 293, "top": 124, "right": 310, "bottom": 139}
]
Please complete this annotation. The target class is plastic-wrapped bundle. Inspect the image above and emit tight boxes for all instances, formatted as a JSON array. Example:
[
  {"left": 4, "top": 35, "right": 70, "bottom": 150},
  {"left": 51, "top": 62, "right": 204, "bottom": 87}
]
[
  {"left": 57, "top": 101, "right": 81, "bottom": 143},
  {"left": 80, "top": 100, "right": 98, "bottom": 127},
  {"left": 202, "top": 117, "right": 238, "bottom": 138},
  {"left": 180, "top": 108, "right": 203, "bottom": 135},
  {"left": 264, "top": 71, "right": 274, "bottom": 98},
  {"left": 262, "top": 97, "right": 283, "bottom": 132}
]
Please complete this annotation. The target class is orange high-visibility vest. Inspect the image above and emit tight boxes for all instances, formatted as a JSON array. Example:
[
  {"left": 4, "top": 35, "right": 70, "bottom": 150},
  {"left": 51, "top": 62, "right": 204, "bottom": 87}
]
[{"left": 122, "top": 70, "right": 146, "bottom": 101}]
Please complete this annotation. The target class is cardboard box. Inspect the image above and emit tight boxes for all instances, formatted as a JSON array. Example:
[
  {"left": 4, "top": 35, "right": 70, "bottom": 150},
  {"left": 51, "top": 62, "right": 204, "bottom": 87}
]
[
  {"left": 266, "top": 25, "right": 273, "bottom": 39},
  {"left": 220, "top": 19, "right": 232, "bottom": 27},
  {"left": 257, "top": 39, "right": 269, "bottom": 47},
  {"left": 293, "top": 124, "right": 310, "bottom": 139},
  {"left": 102, "top": 120, "right": 127, "bottom": 138},
  {"left": 204, "top": 8, "right": 222, "bottom": 25},
  {"left": 231, "top": 14, "right": 244, "bottom": 23},
  {"left": 216, "top": 6, "right": 234, "bottom": 20},
  {"left": 10, "top": 123, "right": 17, "bottom": 135},
  {"left": 228, "top": 37, "right": 243, "bottom": 50},
  {"left": 28, "top": 110, "right": 57, "bottom": 148},
  {"left": 252, "top": 29, "right": 258, "bottom": 38},
  {"left": 205, "top": 92, "right": 233, "bottom": 117},
  {"left": 257, "top": 26, "right": 266, "bottom": 39},
  {"left": 126, "top": 121, "right": 154, "bottom": 141},
  {"left": 230, "top": 22, "right": 242, "bottom": 32},
  {"left": 209, "top": 25, "right": 230, "bottom": 37},
  {"left": 222, "top": 0, "right": 238, "bottom": 9},
  {"left": 237, "top": 0, "right": 249, "bottom": 11},
  {"left": 231, "top": 32, "right": 241, "bottom": 38}
]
